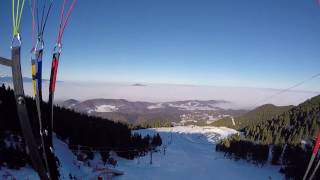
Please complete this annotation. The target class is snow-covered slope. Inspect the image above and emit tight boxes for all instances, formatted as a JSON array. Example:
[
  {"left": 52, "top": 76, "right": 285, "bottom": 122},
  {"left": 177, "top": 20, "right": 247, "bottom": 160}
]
[
  {"left": 0, "top": 126, "right": 283, "bottom": 180},
  {"left": 95, "top": 104, "right": 119, "bottom": 112},
  {"left": 0, "top": 135, "right": 109, "bottom": 179},
  {"left": 114, "top": 126, "right": 283, "bottom": 180}
]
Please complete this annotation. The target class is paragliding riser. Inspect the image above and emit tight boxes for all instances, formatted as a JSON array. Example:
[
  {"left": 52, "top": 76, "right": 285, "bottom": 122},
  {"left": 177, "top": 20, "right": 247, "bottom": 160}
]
[{"left": 0, "top": 48, "right": 49, "bottom": 180}]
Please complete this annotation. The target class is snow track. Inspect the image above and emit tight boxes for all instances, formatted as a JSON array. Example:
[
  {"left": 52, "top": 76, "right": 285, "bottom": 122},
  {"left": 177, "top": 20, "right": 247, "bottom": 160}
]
[
  {"left": 0, "top": 126, "right": 283, "bottom": 179},
  {"left": 114, "top": 126, "right": 283, "bottom": 180}
]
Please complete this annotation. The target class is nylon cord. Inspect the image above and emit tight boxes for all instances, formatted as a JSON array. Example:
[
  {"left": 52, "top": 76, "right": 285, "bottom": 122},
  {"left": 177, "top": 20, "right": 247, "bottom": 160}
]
[
  {"left": 57, "top": 0, "right": 67, "bottom": 44},
  {"left": 58, "top": 0, "right": 76, "bottom": 44},
  {"left": 12, "top": 0, "right": 25, "bottom": 37},
  {"left": 41, "top": 0, "right": 53, "bottom": 36}
]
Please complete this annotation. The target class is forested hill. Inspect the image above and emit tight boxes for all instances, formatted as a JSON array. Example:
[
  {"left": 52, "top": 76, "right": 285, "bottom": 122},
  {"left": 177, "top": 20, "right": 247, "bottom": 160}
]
[
  {"left": 216, "top": 95, "right": 320, "bottom": 179},
  {"left": 244, "top": 95, "right": 320, "bottom": 145},
  {"left": 210, "top": 104, "right": 293, "bottom": 130}
]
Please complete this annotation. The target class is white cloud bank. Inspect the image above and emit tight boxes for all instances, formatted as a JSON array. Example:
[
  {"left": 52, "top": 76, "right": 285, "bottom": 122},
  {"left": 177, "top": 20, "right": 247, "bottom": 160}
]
[{"left": 6, "top": 81, "right": 319, "bottom": 109}]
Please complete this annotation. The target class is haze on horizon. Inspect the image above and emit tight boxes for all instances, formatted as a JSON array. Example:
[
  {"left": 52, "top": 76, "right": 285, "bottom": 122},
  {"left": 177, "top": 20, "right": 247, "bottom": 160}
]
[{"left": 0, "top": 81, "right": 312, "bottom": 110}]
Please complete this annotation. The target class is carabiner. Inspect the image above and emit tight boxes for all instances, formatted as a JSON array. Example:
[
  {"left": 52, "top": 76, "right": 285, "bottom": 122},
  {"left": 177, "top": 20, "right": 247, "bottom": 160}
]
[
  {"left": 53, "top": 43, "right": 62, "bottom": 54},
  {"left": 11, "top": 33, "right": 22, "bottom": 48}
]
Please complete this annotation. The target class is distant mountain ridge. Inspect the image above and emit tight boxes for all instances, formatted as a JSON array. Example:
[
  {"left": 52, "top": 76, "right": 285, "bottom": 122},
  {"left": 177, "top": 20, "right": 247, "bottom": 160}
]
[
  {"left": 60, "top": 99, "right": 230, "bottom": 113},
  {"left": 59, "top": 98, "right": 246, "bottom": 126},
  {"left": 132, "top": 83, "right": 146, "bottom": 86},
  {"left": 0, "top": 76, "right": 62, "bottom": 83},
  {"left": 61, "top": 99, "right": 79, "bottom": 109}
]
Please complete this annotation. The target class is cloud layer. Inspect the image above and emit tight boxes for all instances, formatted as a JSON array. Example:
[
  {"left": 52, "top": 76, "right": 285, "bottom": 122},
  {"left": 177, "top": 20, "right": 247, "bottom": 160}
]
[{"left": 5, "top": 81, "right": 315, "bottom": 110}]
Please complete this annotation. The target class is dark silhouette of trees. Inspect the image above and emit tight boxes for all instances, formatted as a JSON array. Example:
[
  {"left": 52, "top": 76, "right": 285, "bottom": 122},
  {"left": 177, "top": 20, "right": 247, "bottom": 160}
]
[
  {"left": 151, "top": 133, "right": 162, "bottom": 147},
  {"left": 271, "top": 145, "right": 283, "bottom": 165},
  {"left": 211, "top": 104, "right": 292, "bottom": 130},
  {"left": 216, "top": 95, "right": 320, "bottom": 179},
  {"left": 216, "top": 134, "right": 269, "bottom": 166},
  {"left": 0, "top": 84, "right": 162, "bottom": 169}
]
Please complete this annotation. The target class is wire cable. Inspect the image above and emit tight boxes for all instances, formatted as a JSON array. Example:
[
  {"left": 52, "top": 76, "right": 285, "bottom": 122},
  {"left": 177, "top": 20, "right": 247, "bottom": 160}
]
[{"left": 253, "top": 72, "right": 320, "bottom": 107}]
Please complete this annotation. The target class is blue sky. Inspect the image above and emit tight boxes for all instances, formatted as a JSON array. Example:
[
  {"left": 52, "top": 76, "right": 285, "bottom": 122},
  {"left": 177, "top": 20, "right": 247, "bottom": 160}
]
[{"left": 1, "top": 0, "right": 320, "bottom": 91}]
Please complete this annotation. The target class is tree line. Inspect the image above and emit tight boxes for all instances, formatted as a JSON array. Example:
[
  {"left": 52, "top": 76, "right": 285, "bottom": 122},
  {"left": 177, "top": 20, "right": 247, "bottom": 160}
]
[
  {"left": 210, "top": 104, "right": 292, "bottom": 130},
  {"left": 0, "top": 84, "right": 162, "bottom": 169},
  {"left": 216, "top": 95, "right": 320, "bottom": 179}
]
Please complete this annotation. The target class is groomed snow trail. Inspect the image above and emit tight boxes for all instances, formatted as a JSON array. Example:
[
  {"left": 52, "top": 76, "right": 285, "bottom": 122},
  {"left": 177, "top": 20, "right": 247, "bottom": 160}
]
[
  {"left": 0, "top": 126, "right": 283, "bottom": 179},
  {"left": 114, "top": 126, "right": 283, "bottom": 180}
]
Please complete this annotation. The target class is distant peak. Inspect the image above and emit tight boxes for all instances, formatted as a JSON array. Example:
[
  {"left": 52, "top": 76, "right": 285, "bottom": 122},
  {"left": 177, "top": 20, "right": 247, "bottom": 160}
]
[
  {"left": 64, "top": 99, "right": 79, "bottom": 103},
  {"left": 132, "top": 83, "right": 146, "bottom": 86}
]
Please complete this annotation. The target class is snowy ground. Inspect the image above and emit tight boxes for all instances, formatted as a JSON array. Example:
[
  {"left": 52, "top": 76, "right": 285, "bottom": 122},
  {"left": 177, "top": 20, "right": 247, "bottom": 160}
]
[
  {"left": 0, "top": 126, "right": 283, "bottom": 179},
  {"left": 0, "top": 134, "right": 95, "bottom": 179},
  {"left": 114, "top": 126, "right": 283, "bottom": 180}
]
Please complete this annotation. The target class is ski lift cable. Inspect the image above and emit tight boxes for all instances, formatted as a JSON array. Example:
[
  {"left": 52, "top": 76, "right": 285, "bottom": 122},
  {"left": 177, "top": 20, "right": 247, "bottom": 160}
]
[
  {"left": 69, "top": 144, "right": 153, "bottom": 151},
  {"left": 0, "top": 137, "right": 152, "bottom": 152},
  {"left": 70, "top": 149, "right": 141, "bottom": 153},
  {"left": 70, "top": 147, "right": 142, "bottom": 153},
  {"left": 1, "top": 134, "right": 160, "bottom": 151},
  {"left": 253, "top": 72, "right": 320, "bottom": 107},
  {"left": 71, "top": 145, "right": 153, "bottom": 153},
  {"left": 0, "top": 132, "right": 152, "bottom": 153}
]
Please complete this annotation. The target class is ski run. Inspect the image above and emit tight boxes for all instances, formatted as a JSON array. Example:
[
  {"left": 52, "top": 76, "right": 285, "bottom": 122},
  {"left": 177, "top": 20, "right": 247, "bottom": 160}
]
[{"left": 0, "top": 126, "right": 283, "bottom": 179}]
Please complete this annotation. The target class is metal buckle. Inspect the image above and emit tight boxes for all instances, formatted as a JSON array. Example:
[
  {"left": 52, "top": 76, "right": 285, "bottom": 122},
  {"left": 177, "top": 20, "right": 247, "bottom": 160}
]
[
  {"left": 11, "top": 34, "right": 22, "bottom": 48},
  {"left": 35, "top": 37, "right": 44, "bottom": 51},
  {"left": 17, "top": 96, "right": 25, "bottom": 105},
  {"left": 53, "top": 43, "right": 62, "bottom": 54}
]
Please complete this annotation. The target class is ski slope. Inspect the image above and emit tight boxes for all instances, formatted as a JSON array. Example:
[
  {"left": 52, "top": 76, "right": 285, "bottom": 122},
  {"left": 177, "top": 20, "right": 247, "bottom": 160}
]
[
  {"left": 114, "top": 126, "right": 283, "bottom": 180},
  {"left": 0, "top": 134, "right": 95, "bottom": 179},
  {"left": 0, "top": 126, "right": 283, "bottom": 179}
]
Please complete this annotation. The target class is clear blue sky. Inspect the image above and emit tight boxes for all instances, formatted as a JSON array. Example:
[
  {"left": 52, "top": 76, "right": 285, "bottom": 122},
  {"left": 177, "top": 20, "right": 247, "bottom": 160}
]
[{"left": 0, "top": 0, "right": 320, "bottom": 91}]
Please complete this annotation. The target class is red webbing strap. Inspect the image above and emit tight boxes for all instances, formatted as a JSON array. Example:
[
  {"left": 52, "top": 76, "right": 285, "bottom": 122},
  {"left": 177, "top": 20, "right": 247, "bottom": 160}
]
[
  {"left": 49, "top": 53, "right": 60, "bottom": 94},
  {"left": 312, "top": 131, "right": 320, "bottom": 155}
]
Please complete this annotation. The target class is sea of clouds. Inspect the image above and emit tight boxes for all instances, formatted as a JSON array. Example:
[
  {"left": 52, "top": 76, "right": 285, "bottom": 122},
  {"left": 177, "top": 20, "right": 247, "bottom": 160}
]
[{"left": 5, "top": 81, "right": 316, "bottom": 110}]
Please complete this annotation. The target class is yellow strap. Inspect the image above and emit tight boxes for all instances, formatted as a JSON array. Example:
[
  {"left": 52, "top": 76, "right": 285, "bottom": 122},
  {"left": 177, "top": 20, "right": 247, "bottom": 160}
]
[{"left": 31, "top": 63, "right": 37, "bottom": 96}]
